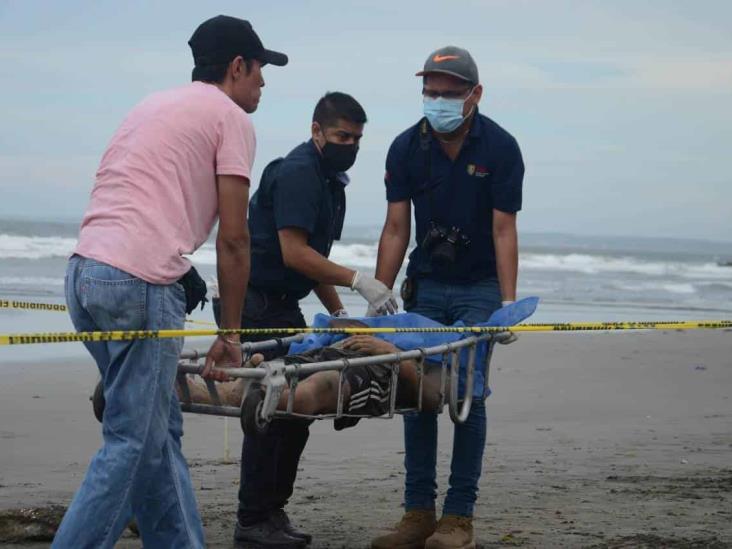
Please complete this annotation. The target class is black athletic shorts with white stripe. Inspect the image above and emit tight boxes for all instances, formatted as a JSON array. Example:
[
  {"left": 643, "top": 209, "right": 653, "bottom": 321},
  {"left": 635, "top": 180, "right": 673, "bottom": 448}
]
[{"left": 343, "top": 363, "right": 392, "bottom": 416}]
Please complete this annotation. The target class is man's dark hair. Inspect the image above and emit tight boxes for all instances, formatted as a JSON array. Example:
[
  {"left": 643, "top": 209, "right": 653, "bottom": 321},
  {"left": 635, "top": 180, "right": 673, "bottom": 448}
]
[
  {"left": 192, "top": 58, "right": 253, "bottom": 84},
  {"left": 313, "top": 92, "right": 367, "bottom": 128}
]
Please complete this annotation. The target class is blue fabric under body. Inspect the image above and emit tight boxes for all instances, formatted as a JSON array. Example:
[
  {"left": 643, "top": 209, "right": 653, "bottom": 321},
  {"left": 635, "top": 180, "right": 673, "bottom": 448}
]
[{"left": 288, "top": 296, "right": 538, "bottom": 398}]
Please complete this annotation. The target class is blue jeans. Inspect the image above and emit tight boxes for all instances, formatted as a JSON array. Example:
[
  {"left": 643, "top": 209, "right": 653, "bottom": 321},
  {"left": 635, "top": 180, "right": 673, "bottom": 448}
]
[
  {"left": 403, "top": 277, "right": 501, "bottom": 517},
  {"left": 53, "top": 256, "right": 204, "bottom": 549}
]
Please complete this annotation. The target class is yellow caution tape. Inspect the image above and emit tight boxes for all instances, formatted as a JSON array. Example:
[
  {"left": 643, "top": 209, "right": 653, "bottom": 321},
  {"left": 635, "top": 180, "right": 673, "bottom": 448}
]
[
  {"left": 0, "top": 298, "right": 67, "bottom": 312},
  {"left": 509, "top": 320, "right": 732, "bottom": 332},
  {"left": 0, "top": 320, "right": 730, "bottom": 346},
  {"left": 1, "top": 297, "right": 216, "bottom": 326}
]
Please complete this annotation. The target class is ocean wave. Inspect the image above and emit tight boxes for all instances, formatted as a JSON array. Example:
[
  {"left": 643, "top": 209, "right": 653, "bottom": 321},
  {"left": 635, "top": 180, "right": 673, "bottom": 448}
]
[
  {"left": 189, "top": 242, "right": 380, "bottom": 269},
  {"left": 194, "top": 245, "right": 732, "bottom": 281},
  {"left": 326, "top": 243, "right": 380, "bottom": 268},
  {"left": 610, "top": 281, "right": 697, "bottom": 295},
  {"left": 521, "top": 253, "right": 731, "bottom": 280},
  {"left": 0, "top": 234, "right": 76, "bottom": 259},
  {"left": 3, "top": 232, "right": 730, "bottom": 285},
  {"left": 0, "top": 276, "right": 65, "bottom": 286}
]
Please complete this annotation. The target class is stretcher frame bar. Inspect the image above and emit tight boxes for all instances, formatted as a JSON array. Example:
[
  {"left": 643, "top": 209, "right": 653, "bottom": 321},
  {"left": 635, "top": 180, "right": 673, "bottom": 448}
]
[{"left": 179, "top": 333, "right": 306, "bottom": 361}]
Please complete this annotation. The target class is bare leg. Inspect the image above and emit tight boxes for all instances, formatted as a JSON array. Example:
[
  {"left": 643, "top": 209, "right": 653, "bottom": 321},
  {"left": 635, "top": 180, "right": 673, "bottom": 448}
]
[
  {"left": 385, "top": 358, "right": 443, "bottom": 412},
  {"left": 420, "top": 366, "right": 448, "bottom": 412},
  {"left": 276, "top": 371, "right": 349, "bottom": 415}
]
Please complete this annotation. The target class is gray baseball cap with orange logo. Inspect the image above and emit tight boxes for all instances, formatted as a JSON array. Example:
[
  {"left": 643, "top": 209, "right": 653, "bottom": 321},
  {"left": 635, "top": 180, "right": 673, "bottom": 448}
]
[{"left": 416, "top": 46, "right": 479, "bottom": 85}]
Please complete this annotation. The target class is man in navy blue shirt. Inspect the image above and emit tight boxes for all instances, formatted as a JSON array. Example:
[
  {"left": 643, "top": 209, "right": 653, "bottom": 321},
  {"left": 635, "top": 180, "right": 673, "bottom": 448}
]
[
  {"left": 370, "top": 47, "right": 524, "bottom": 549},
  {"left": 216, "top": 92, "right": 397, "bottom": 549}
]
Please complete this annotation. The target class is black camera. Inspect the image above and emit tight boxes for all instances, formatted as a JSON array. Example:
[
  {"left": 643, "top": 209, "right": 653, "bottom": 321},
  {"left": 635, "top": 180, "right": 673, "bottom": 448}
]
[{"left": 421, "top": 221, "right": 471, "bottom": 267}]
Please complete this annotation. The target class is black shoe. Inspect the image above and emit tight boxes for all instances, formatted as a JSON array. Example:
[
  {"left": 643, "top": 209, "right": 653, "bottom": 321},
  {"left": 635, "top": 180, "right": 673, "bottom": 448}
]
[
  {"left": 333, "top": 416, "right": 361, "bottom": 431},
  {"left": 234, "top": 518, "right": 306, "bottom": 549},
  {"left": 269, "top": 509, "right": 312, "bottom": 544}
]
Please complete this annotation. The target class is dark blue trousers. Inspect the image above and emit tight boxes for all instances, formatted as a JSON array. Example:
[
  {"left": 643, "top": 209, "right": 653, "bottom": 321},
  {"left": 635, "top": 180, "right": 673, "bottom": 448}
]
[{"left": 214, "top": 288, "right": 309, "bottom": 525}]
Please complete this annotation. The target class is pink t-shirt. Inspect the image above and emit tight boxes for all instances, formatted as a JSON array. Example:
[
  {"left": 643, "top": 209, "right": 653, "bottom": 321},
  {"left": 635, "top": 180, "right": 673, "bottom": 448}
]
[{"left": 75, "top": 82, "right": 255, "bottom": 284}]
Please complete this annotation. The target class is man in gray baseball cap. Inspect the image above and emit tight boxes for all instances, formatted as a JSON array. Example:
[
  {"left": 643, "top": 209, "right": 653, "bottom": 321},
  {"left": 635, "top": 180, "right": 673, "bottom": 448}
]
[{"left": 370, "top": 45, "right": 524, "bottom": 549}]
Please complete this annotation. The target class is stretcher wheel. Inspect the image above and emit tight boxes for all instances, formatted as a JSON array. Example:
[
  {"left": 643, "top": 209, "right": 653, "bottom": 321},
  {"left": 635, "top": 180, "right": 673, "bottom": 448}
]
[
  {"left": 91, "top": 381, "right": 105, "bottom": 423},
  {"left": 240, "top": 383, "right": 270, "bottom": 437}
]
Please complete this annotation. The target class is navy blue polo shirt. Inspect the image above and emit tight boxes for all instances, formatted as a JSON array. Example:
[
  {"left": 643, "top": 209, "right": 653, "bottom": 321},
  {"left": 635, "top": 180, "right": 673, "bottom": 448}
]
[
  {"left": 248, "top": 140, "right": 346, "bottom": 299},
  {"left": 385, "top": 112, "right": 524, "bottom": 283}
]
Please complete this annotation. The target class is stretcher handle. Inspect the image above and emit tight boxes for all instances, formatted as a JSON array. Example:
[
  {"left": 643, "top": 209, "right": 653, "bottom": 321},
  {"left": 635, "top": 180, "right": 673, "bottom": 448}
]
[
  {"left": 448, "top": 342, "right": 478, "bottom": 424},
  {"left": 177, "top": 362, "right": 267, "bottom": 379},
  {"left": 180, "top": 333, "right": 306, "bottom": 359}
]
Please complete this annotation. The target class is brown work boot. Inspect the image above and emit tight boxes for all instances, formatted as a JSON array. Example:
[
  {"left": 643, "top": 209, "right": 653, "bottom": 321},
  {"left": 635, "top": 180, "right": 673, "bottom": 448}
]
[
  {"left": 424, "top": 515, "right": 475, "bottom": 549},
  {"left": 371, "top": 509, "right": 437, "bottom": 549}
]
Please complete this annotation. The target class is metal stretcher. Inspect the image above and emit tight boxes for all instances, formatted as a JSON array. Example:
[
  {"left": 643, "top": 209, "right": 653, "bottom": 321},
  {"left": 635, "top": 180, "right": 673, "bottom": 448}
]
[
  {"left": 92, "top": 332, "right": 509, "bottom": 435},
  {"left": 182, "top": 331, "right": 509, "bottom": 434}
]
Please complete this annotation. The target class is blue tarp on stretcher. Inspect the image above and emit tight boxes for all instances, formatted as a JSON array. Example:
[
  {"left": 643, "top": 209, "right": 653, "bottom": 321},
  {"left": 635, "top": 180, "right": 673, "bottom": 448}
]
[{"left": 288, "top": 296, "right": 539, "bottom": 399}]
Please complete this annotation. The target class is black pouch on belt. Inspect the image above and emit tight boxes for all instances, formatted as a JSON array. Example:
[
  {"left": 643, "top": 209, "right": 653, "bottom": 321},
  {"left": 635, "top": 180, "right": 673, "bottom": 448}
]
[
  {"left": 400, "top": 276, "right": 417, "bottom": 309},
  {"left": 177, "top": 266, "right": 209, "bottom": 314}
]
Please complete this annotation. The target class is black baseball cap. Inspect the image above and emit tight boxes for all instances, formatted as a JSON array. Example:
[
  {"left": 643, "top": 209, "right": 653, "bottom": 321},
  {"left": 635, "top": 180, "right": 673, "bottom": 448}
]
[
  {"left": 416, "top": 46, "right": 479, "bottom": 85},
  {"left": 189, "top": 15, "right": 288, "bottom": 68}
]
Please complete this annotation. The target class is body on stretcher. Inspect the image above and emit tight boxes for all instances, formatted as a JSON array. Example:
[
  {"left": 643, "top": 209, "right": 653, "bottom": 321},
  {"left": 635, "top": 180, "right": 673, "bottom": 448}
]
[
  {"left": 90, "top": 331, "right": 511, "bottom": 435},
  {"left": 91, "top": 298, "right": 537, "bottom": 434}
]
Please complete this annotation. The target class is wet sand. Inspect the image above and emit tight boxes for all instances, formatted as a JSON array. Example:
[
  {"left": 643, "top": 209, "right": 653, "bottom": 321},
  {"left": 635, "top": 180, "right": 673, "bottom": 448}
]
[{"left": 1, "top": 330, "right": 731, "bottom": 547}]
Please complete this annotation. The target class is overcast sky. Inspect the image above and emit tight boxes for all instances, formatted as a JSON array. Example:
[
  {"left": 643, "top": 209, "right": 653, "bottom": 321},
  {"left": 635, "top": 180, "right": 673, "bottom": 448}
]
[{"left": 1, "top": 1, "right": 730, "bottom": 240}]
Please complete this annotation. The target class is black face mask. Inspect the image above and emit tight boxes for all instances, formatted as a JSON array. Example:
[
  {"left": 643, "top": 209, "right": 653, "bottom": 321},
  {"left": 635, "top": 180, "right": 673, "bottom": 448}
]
[{"left": 321, "top": 141, "right": 358, "bottom": 172}]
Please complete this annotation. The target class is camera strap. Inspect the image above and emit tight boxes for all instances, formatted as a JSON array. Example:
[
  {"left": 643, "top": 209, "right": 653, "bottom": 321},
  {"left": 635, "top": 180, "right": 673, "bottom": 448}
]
[{"left": 418, "top": 119, "right": 439, "bottom": 219}]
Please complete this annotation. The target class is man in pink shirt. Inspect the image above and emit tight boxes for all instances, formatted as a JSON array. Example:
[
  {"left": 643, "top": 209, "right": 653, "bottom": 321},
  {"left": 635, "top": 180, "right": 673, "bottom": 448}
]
[{"left": 53, "top": 15, "right": 287, "bottom": 549}]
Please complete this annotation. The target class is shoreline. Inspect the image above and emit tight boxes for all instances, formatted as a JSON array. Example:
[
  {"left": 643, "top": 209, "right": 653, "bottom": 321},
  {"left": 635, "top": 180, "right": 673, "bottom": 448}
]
[{"left": 1, "top": 330, "right": 731, "bottom": 547}]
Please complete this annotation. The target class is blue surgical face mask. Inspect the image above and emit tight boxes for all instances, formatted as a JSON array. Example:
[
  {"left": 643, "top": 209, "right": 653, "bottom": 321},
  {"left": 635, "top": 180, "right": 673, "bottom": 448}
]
[{"left": 422, "top": 87, "right": 475, "bottom": 133}]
